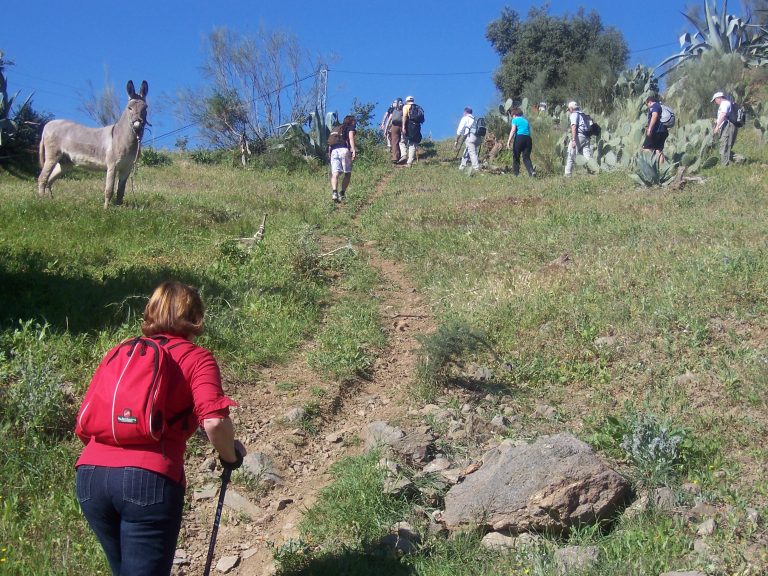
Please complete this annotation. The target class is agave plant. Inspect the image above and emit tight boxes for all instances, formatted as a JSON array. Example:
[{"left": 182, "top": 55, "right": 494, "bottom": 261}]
[
  {"left": 277, "top": 108, "right": 337, "bottom": 160},
  {"left": 0, "top": 52, "right": 33, "bottom": 147},
  {"left": 630, "top": 152, "right": 678, "bottom": 187},
  {"left": 656, "top": 0, "right": 768, "bottom": 74}
]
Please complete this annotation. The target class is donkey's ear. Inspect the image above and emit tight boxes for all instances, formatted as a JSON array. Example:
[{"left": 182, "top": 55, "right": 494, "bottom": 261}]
[
  {"left": 139, "top": 81, "right": 148, "bottom": 99},
  {"left": 126, "top": 80, "right": 136, "bottom": 98}
]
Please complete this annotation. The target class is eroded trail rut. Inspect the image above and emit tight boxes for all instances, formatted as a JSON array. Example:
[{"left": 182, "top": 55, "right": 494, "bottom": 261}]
[{"left": 175, "top": 171, "right": 435, "bottom": 576}]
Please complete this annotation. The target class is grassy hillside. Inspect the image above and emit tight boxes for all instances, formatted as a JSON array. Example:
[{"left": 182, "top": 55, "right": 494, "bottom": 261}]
[{"left": 1, "top": 134, "right": 766, "bottom": 574}]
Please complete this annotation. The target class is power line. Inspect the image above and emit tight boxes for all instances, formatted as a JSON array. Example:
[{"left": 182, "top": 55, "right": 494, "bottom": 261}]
[
  {"left": 332, "top": 69, "right": 492, "bottom": 77},
  {"left": 150, "top": 69, "right": 321, "bottom": 144}
]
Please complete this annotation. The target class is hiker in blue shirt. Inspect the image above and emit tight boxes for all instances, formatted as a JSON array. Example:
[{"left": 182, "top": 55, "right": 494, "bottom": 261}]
[
  {"left": 506, "top": 107, "right": 535, "bottom": 177},
  {"left": 642, "top": 94, "right": 668, "bottom": 162}
]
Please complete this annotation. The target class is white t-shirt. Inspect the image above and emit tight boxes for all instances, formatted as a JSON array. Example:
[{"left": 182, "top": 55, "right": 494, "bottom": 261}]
[
  {"left": 569, "top": 111, "right": 587, "bottom": 133},
  {"left": 718, "top": 99, "right": 732, "bottom": 119},
  {"left": 457, "top": 114, "right": 475, "bottom": 136}
]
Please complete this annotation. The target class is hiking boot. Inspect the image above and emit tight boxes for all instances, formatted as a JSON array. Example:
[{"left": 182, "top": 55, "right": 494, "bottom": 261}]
[
  {"left": 332, "top": 191, "right": 340, "bottom": 203},
  {"left": 339, "top": 191, "right": 346, "bottom": 202}
]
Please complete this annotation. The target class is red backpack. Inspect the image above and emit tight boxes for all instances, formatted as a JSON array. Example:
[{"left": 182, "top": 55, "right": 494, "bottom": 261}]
[{"left": 76, "top": 337, "right": 188, "bottom": 446}]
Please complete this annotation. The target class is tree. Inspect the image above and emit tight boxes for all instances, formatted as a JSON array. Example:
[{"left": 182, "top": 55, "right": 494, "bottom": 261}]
[
  {"left": 80, "top": 79, "right": 121, "bottom": 126},
  {"left": 486, "top": 5, "right": 629, "bottom": 109},
  {"left": 178, "top": 26, "right": 325, "bottom": 148}
]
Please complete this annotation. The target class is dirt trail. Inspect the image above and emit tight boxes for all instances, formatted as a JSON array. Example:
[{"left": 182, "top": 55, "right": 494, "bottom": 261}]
[{"left": 176, "top": 171, "right": 436, "bottom": 576}]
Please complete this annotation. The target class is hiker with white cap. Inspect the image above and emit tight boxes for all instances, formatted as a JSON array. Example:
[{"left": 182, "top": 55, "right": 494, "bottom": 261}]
[
  {"left": 564, "top": 101, "right": 593, "bottom": 176},
  {"left": 712, "top": 91, "right": 737, "bottom": 166},
  {"left": 402, "top": 95, "right": 425, "bottom": 166}
]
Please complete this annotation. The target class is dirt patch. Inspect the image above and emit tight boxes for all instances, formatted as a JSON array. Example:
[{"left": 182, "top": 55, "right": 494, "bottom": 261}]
[{"left": 175, "top": 171, "right": 436, "bottom": 576}]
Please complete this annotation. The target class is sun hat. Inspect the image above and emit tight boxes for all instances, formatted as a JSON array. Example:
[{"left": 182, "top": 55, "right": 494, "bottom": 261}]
[
  {"left": 567, "top": 101, "right": 579, "bottom": 110},
  {"left": 405, "top": 95, "right": 414, "bottom": 103},
  {"left": 711, "top": 91, "right": 724, "bottom": 101}
]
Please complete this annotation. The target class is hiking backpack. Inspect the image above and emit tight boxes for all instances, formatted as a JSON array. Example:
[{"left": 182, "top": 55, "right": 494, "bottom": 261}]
[
  {"left": 408, "top": 103, "right": 425, "bottom": 124},
  {"left": 390, "top": 108, "right": 403, "bottom": 127},
  {"left": 659, "top": 104, "right": 676, "bottom": 128},
  {"left": 728, "top": 101, "right": 746, "bottom": 127},
  {"left": 327, "top": 123, "right": 347, "bottom": 148},
  {"left": 76, "top": 337, "right": 187, "bottom": 446},
  {"left": 470, "top": 117, "right": 487, "bottom": 137},
  {"left": 578, "top": 112, "right": 601, "bottom": 139}
]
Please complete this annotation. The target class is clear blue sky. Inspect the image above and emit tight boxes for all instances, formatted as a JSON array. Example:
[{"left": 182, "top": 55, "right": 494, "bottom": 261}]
[{"left": 4, "top": 0, "right": 694, "bottom": 146}]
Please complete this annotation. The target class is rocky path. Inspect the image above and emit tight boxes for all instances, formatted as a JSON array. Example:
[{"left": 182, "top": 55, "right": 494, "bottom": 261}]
[{"left": 174, "top": 170, "right": 436, "bottom": 576}]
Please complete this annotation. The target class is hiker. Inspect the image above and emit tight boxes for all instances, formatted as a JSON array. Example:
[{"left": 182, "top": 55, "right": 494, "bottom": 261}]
[
  {"left": 388, "top": 98, "right": 404, "bottom": 164},
  {"left": 402, "top": 95, "right": 424, "bottom": 166},
  {"left": 712, "top": 91, "right": 738, "bottom": 166},
  {"left": 455, "top": 107, "right": 482, "bottom": 172},
  {"left": 642, "top": 94, "right": 668, "bottom": 162},
  {"left": 75, "top": 281, "right": 245, "bottom": 576},
  {"left": 506, "top": 107, "right": 535, "bottom": 177},
  {"left": 564, "top": 101, "right": 592, "bottom": 177},
  {"left": 380, "top": 99, "right": 397, "bottom": 150},
  {"left": 328, "top": 115, "right": 357, "bottom": 203}
]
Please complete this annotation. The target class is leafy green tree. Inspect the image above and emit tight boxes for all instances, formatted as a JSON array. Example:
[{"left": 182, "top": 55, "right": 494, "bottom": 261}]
[
  {"left": 487, "top": 5, "right": 629, "bottom": 108},
  {"left": 177, "top": 26, "right": 325, "bottom": 148}
]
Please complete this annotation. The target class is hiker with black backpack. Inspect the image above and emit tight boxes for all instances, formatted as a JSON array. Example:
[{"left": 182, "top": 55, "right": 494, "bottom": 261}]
[
  {"left": 402, "top": 95, "right": 425, "bottom": 166},
  {"left": 388, "top": 98, "right": 405, "bottom": 164},
  {"left": 564, "top": 101, "right": 594, "bottom": 177},
  {"left": 642, "top": 94, "right": 670, "bottom": 162},
  {"left": 455, "top": 106, "right": 483, "bottom": 172},
  {"left": 712, "top": 91, "right": 741, "bottom": 166},
  {"left": 75, "top": 281, "right": 246, "bottom": 576},
  {"left": 327, "top": 115, "right": 357, "bottom": 202}
]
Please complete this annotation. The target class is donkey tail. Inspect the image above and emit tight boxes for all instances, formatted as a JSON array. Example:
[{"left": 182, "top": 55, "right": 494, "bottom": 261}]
[{"left": 39, "top": 136, "right": 45, "bottom": 169}]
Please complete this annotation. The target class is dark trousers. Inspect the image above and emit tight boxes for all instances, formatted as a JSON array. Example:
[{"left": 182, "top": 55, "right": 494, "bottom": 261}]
[
  {"left": 76, "top": 465, "right": 185, "bottom": 576},
  {"left": 390, "top": 125, "right": 402, "bottom": 162},
  {"left": 512, "top": 134, "right": 534, "bottom": 176}
]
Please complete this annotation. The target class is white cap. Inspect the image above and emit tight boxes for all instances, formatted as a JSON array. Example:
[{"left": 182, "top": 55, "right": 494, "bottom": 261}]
[
  {"left": 711, "top": 91, "right": 724, "bottom": 101},
  {"left": 405, "top": 95, "right": 414, "bottom": 103},
  {"left": 567, "top": 101, "right": 579, "bottom": 110}
]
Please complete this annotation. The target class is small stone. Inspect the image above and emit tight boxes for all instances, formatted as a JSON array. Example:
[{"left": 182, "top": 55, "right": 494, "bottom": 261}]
[
  {"left": 216, "top": 555, "right": 240, "bottom": 573},
  {"left": 554, "top": 545, "right": 599, "bottom": 575},
  {"left": 697, "top": 518, "right": 716, "bottom": 536},
  {"left": 481, "top": 532, "right": 516, "bottom": 550},
  {"left": 276, "top": 498, "right": 294, "bottom": 511},
  {"left": 422, "top": 458, "right": 451, "bottom": 474},
  {"left": 325, "top": 431, "right": 343, "bottom": 443},
  {"left": 283, "top": 407, "right": 306, "bottom": 424},
  {"left": 594, "top": 335, "right": 618, "bottom": 347},
  {"left": 651, "top": 487, "right": 676, "bottom": 511},
  {"left": 193, "top": 485, "right": 219, "bottom": 501},
  {"left": 746, "top": 507, "right": 760, "bottom": 527}
]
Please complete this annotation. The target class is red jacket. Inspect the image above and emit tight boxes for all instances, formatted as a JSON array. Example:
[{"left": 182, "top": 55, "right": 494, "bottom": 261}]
[{"left": 76, "top": 335, "right": 236, "bottom": 486}]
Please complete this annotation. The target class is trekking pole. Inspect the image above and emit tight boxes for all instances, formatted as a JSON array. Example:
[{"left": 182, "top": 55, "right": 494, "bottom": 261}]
[{"left": 203, "top": 467, "right": 232, "bottom": 576}]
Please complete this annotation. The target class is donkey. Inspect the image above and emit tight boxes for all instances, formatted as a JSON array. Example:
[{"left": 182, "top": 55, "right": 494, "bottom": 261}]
[{"left": 38, "top": 80, "right": 149, "bottom": 208}]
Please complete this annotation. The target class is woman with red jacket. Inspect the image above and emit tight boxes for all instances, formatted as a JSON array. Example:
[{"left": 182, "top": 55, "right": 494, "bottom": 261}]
[{"left": 75, "top": 281, "right": 246, "bottom": 575}]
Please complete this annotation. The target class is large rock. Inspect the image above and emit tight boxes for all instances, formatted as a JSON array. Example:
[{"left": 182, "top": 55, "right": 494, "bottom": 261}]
[{"left": 443, "top": 434, "right": 630, "bottom": 534}]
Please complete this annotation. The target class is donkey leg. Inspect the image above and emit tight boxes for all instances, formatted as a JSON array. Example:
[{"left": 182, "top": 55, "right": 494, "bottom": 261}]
[
  {"left": 38, "top": 160, "right": 60, "bottom": 198},
  {"left": 115, "top": 172, "right": 129, "bottom": 206},
  {"left": 104, "top": 167, "right": 117, "bottom": 208}
]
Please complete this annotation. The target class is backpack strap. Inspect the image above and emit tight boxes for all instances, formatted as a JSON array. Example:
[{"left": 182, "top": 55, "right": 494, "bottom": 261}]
[{"left": 149, "top": 335, "right": 196, "bottom": 430}]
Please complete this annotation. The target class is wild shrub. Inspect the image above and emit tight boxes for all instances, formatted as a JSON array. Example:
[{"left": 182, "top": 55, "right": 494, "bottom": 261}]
[
  {"left": 620, "top": 412, "right": 684, "bottom": 486},
  {"left": 140, "top": 147, "right": 173, "bottom": 167},
  {"left": 415, "top": 319, "right": 490, "bottom": 400},
  {"left": 189, "top": 147, "right": 229, "bottom": 165}
]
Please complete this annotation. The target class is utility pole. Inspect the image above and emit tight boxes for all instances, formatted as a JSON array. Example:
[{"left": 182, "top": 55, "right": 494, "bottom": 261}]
[{"left": 317, "top": 65, "right": 328, "bottom": 117}]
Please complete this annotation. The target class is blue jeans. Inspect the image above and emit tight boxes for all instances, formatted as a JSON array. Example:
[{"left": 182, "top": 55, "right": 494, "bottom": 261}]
[{"left": 76, "top": 465, "right": 185, "bottom": 576}]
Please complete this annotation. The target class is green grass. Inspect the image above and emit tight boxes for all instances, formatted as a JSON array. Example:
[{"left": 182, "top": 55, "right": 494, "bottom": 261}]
[{"left": 2, "top": 129, "right": 768, "bottom": 574}]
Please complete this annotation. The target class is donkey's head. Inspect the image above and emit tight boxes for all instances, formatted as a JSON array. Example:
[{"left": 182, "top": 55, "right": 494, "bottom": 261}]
[{"left": 125, "top": 80, "right": 149, "bottom": 138}]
